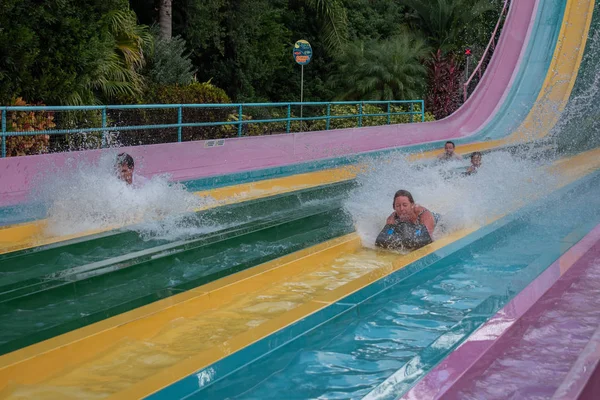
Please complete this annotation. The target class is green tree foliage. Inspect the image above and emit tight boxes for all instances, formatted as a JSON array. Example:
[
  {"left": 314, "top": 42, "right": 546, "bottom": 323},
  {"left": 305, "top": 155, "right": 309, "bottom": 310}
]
[
  {"left": 86, "top": 9, "right": 153, "bottom": 104},
  {"left": 400, "top": 0, "right": 501, "bottom": 118},
  {"left": 173, "top": 0, "right": 293, "bottom": 102},
  {"left": 145, "top": 29, "right": 197, "bottom": 86},
  {"left": 330, "top": 35, "right": 430, "bottom": 101},
  {"left": 1, "top": 0, "right": 504, "bottom": 114},
  {"left": 344, "top": 0, "right": 410, "bottom": 41},
  {"left": 0, "top": 0, "right": 150, "bottom": 105},
  {"left": 401, "top": 0, "right": 498, "bottom": 53}
]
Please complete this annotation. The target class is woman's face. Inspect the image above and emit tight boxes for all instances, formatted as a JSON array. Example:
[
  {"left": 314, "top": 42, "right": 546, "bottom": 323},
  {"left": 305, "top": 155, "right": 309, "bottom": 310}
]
[
  {"left": 117, "top": 164, "right": 134, "bottom": 185},
  {"left": 394, "top": 196, "right": 414, "bottom": 220},
  {"left": 471, "top": 155, "right": 482, "bottom": 168}
]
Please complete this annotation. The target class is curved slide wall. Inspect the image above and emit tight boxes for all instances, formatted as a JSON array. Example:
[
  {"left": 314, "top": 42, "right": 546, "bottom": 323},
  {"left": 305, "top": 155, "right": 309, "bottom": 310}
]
[{"left": 0, "top": 0, "right": 576, "bottom": 208}]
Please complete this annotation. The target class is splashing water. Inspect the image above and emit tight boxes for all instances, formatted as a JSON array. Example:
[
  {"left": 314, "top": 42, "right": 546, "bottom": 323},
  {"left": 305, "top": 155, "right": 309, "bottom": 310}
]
[
  {"left": 344, "top": 150, "right": 558, "bottom": 247},
  {"left": 31, "top": 153, "right": 211, "bottom": 238},
  {"left": 551, "top": 28, "right": 600, "bottom": 154}
]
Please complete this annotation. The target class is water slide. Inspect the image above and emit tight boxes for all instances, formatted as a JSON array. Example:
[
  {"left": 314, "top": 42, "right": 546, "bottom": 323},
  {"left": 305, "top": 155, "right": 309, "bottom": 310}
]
[{"left": 1, "top": 0, "right": 599, "bottom": 398}]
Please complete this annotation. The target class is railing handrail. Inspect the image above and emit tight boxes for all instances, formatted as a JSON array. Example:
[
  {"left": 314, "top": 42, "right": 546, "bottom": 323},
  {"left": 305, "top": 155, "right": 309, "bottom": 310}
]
[
  {"left": 463, "top": 0, "right": 511, "bottom": 102},
  {"left": 0, "top": 100, "right": 420, "bottom": 112},
  {"left": 0, "top": 99, "right": 426, "bottom": 157}
]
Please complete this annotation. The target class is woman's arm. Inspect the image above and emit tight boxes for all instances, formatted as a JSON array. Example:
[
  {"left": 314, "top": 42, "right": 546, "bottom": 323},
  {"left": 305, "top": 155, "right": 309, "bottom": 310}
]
[
  {"left": 386, "top": 212, "right": 396, "bottom": 225},
  {"left": 420, "top": 211, "right": 436, "bottom": 237}
]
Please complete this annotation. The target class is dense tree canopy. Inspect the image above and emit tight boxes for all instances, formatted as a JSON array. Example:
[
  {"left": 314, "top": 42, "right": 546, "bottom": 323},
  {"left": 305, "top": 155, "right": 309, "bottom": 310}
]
[{"left": 0, "top": 0, "right": 503, "bottom": 113}]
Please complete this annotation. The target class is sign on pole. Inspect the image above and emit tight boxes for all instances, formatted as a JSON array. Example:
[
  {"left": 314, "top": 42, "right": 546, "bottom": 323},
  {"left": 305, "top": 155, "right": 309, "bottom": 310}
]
[
  {"left": 465, "top": 47, "right": 472, "bottom": 80},
  {"left": 293, "top": 40, "right": 312, "bottom": 65},
  {"left": 293, "top": 40, "right": 312, "bottom": 131}
]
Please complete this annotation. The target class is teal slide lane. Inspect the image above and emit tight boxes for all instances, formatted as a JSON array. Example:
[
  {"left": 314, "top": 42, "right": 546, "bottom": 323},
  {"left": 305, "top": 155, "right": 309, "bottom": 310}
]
[{"left": 146, "top": 163, "right": 600, "bottom": 400}]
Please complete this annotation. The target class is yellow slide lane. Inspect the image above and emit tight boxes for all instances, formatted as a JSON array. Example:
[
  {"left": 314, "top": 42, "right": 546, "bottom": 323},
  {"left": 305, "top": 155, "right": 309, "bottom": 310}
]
[
  {"left": 507, "top": 0, "right": 595, "bottom": 142},
  {"left": 0, "top": 168, "right": 357, "bottom": 255},
  {"left": 2, "top": 148, "right": 600, "bottom": 399}
]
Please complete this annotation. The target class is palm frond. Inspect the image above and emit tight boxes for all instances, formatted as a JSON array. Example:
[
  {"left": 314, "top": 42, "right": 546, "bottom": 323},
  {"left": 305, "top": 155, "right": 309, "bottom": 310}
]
[{"left": 303, "top": 0, "right": 349, "bottom": 51}]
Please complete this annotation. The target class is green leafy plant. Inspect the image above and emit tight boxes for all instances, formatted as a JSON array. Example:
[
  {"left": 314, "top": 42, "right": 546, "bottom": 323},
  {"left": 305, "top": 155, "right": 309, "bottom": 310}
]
[
  {"left": 145, "top": 28, "right": 197, "bottom": 86},
  {"left": 330, "top": 35, "right": 429, "bottom": 101},
  {"left": 111, "top": 81, "right": 232, "bottom": 145}
]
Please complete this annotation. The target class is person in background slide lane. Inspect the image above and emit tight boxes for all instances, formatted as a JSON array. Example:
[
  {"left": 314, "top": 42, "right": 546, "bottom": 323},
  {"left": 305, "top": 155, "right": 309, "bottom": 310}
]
[
  {"left": 115, "top": 153, "right": 149, "bottom": 187},
  {"left": 465, "top": 152, "right": 482, "bottom": 175},
  {"left": 437, "top": 141, "right": 462, "bottom": 162}
]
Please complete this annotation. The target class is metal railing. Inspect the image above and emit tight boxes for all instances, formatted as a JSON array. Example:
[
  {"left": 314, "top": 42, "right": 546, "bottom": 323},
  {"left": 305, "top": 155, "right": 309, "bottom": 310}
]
[
  {"left": 463, "top": 0, "right": 511, "bottom": 101},
  {"left": 0, "top": 100, "right": 425, "bottom": 157}
]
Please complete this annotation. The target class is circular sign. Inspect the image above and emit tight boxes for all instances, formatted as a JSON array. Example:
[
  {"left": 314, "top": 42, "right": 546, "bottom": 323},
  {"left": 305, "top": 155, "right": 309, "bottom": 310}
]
[{"left": 293, "top": 40, "right": 312, "bottom": 65}]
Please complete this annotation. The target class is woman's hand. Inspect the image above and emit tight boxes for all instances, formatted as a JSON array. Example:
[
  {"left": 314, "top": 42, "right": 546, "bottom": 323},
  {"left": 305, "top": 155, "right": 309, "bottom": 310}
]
[{"left": 386, "top": 212, "right": 396, "bottom": 225}]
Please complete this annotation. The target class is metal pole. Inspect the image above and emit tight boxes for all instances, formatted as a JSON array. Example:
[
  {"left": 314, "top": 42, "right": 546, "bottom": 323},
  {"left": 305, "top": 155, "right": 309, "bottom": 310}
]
[
  {"left": 410, "top": 103, "right": 414, "bottom": 123},
  {"left": 177, "top": 106, "right": 183, "bottom": 142},
  {"left": 465, "top": 57, "right": 469, "bottom": 82},
  {"left": 326, "top": 103, "right": 331, "bottom": 130},
  {"left": 1, "top": 108, "right": 5, "bottom": 158},
  {"left": 358, "top": 103, "right": 363, "bottom": 127},
  {"left": 286, "top": 104, "right": 291, "bottom": 133},
  {"left": 237, "top": 104, "right": 243, "bottom": 137},
  {"left": 101, "top": 107, "right": 107, "bottom": 148},
  {"left": 387, "top": 102, "right": 391, "bottom": 125},
  {"left": 300, "top": 65, "right": 304, "bottom": 132}
]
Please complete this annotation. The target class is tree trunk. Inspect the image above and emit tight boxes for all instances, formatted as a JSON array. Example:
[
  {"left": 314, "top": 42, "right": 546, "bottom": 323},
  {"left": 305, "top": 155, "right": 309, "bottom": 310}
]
[{"left": 159, "top": 0, "right": 172, "bottom": 40}]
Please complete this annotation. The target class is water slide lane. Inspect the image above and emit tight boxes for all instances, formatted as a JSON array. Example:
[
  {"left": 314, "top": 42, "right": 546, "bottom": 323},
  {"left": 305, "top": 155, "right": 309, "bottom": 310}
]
[
  {"left": 0, "top": 0, "right": 590, "bottom": 254},
  {"left": 146, "top": 151, "right": 600, "bottom": 400},
  {"left": 0, "top": 0, "right": 596, "bottom": 396},
  {"left": 402, "top": 223, "right": 600, "bottom": 400},
  {"left": 0, "top": 167, "right": 357, "bottom": 254},
  {"left": 1, "top": 148, "right": 600, "bottom": 399}
]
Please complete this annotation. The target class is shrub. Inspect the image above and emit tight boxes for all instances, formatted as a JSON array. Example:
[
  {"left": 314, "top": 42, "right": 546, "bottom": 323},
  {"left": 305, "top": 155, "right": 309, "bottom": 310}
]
[
  {"left": 110, "top": 81, "right": 232, "bottom": 145},
  {"left": 4, "top": 97, "right": 54, "bottom": 157}
]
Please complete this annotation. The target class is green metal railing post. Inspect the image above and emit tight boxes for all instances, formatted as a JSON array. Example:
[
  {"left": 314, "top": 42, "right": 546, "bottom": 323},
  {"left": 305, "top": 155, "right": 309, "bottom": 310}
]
[
  {"left": 358, "top": 103, "right": 363, "bottom": 127},
  {"left": 237, "top": 104, "right": 243, "bottom": 137},
  {"left": 101, "top": 107, "right": 107, "bottom": 148},
  {"left": 1, "top": 108, "right": 6, "bottom": 157},
  {"left": 286, "top": 104, "right": 291, "bottom": 133},
  {"left": 0, "top": 100, "right": 428, "bottom": 158},
  {"left": 177, "top": 106, "right": 183, "bottom": 142},
  {"left": 387, "top": 102, "right": 391, "bottom": 125}
]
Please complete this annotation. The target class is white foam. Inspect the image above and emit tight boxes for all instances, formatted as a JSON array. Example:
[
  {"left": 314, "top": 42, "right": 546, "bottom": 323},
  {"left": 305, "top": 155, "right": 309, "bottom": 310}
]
[
  {"left": 343, "top": 151, "right": 558, "bottom": 247},
  {"left": 31, "top": 152, "right": 211, "bottom": 238}
]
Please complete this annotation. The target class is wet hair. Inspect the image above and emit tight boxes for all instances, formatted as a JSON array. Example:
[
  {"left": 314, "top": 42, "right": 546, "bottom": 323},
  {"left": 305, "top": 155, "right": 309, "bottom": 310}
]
[
  {"left": 445, "top": 141, "right": 455, "bottom": 148},
  {"left": 116, "top": 153, "right": 134, "bottom": 169},
  {"left": 393, "top": 189, "right": 415, "bottom": 207},
  {"left": 471, "top": 151, "right": 482, "bottom": 159}
]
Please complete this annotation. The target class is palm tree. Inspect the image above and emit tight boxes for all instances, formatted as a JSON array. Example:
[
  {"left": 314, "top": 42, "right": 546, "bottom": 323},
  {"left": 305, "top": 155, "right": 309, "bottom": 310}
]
[
  {"left": 303, "top": 0, "right": 349, "bottom": 51},
  {"left": 159, "top": 0, "right": 172, "bottom": 40},
  {"left": 331, "top": 35, "right": 430, "bottom": 101},
  {"left": 67, "top": 9, "right": 153, "bottom": 105},
  {"left": 401, "top": 0, "right": 497, "bottom": 53}
]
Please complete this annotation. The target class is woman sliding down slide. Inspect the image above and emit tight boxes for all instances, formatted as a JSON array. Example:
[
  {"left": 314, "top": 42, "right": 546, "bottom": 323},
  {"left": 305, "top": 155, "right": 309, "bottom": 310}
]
[{"left": 376, "top": 189, "right": 439, "bottom": 251}]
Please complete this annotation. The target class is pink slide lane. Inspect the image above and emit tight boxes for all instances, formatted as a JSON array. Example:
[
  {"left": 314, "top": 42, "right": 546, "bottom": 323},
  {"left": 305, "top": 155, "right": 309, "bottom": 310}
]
[{"left": 402, "top": 223, "right": 600, "bottom": 400}]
